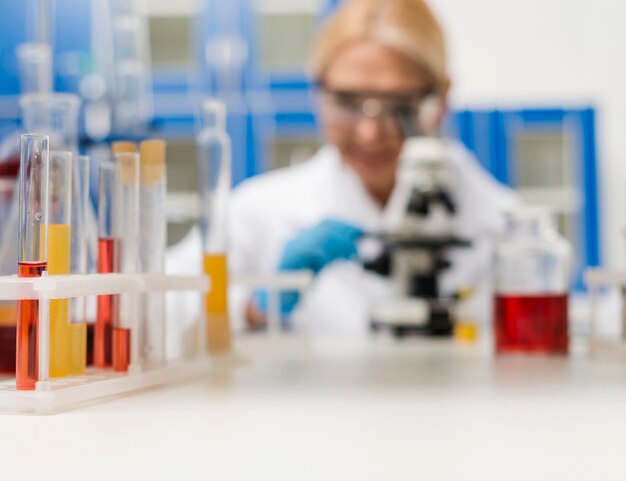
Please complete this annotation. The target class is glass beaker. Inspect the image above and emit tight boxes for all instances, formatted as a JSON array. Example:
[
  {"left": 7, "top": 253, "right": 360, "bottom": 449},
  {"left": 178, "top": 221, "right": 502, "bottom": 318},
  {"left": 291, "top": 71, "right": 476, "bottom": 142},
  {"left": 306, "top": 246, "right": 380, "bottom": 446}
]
[
  {"left": 494, "top": 207, "right": 571, "bottom": 354},
  {"left": 19, "top": 93, "right": 81, "bottom": 152}
]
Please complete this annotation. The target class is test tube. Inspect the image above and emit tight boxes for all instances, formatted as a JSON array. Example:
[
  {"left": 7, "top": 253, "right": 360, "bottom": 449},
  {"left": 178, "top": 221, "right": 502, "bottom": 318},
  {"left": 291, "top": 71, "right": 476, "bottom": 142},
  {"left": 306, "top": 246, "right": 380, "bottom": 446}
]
[
  {"left": 111, "top": 141, "right": 137, "bottom": 155},
  {"left": 113, "top": 152, "right": 140, "bottom": 372},
  {"left": 95, "top": 162, "right": 118, "bottom": 368},
  {"left": 197, "top": 100, "right": 232, "bottom": 354},
  {"left": 67, "top": 155, "right": 90, "bottom": 375},
  {"left": 47, "top": 151, "right": 73, "bottom": 378},
  {"left": 16, "top": 134, "right": 49, "bottom": 391},
  {"left": 139, "top": 140, "right": 166, "bottom": 366}
]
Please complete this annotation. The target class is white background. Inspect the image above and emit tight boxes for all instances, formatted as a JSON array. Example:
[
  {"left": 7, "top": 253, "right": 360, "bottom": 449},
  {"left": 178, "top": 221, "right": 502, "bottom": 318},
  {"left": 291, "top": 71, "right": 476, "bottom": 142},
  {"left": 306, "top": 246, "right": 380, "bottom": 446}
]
[{"left": 431, "top": 0, "right": 626, "bottom": 269}]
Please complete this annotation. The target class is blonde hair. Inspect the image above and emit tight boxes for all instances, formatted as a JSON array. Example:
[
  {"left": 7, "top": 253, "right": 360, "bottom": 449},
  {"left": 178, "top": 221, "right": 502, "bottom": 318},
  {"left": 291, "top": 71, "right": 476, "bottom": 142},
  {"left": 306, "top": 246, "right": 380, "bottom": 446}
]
[{"left": 310, "top": 0, "right": 448, "bottom": 85}]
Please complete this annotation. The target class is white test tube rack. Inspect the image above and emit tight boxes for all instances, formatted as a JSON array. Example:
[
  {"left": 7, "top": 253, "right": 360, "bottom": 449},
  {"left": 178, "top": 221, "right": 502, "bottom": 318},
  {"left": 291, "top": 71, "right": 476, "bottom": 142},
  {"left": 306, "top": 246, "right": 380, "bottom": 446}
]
[
  {"left": 0, "top": 272, "right": 210, "bottom": 414},
  {"left": 233, "top": 271, "right": 314, "bottom": 331}
]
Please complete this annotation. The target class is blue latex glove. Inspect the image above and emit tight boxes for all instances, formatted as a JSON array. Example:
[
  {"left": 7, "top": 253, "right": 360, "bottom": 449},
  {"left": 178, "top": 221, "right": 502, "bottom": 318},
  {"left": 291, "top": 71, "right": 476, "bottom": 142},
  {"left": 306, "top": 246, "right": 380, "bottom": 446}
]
[{"left": 253, "top": 219, "right": 364, "bottom": 323}]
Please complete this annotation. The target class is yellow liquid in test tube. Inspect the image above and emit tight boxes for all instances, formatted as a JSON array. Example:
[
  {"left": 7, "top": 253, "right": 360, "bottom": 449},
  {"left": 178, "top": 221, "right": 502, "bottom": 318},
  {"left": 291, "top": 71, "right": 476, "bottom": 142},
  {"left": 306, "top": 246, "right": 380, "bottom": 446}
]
[
  {"left": 203, "top": 253, "right": 231, "bottom": 354},
  {"left": 47, "top": 224, "right": 71, "bottom": 377},
  {"left": 67, "top": 323, "right": 86, "bottom": 375}
]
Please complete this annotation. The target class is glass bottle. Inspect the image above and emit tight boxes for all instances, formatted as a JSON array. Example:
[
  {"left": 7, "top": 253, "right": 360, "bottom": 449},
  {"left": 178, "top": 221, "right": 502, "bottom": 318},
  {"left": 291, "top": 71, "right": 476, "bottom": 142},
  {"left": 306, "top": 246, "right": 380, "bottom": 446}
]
[{"left": 494, "top": 207, "right": 571, "bottom": 354}]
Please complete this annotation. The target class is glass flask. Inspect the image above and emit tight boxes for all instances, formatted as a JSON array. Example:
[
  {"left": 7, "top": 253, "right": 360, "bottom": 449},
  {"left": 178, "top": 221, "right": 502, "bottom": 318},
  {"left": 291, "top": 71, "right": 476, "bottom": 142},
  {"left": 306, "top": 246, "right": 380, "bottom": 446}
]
[{"left": 494, "top": 207, "right": 571, "bottom": 354}]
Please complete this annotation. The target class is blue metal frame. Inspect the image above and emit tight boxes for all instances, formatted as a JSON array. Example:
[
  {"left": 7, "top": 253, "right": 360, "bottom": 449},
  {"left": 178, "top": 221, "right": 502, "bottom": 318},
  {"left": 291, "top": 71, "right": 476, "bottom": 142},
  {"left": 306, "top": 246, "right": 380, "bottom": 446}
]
[{"left": 447, "top": 108, "right": 601, "bottom": 289}]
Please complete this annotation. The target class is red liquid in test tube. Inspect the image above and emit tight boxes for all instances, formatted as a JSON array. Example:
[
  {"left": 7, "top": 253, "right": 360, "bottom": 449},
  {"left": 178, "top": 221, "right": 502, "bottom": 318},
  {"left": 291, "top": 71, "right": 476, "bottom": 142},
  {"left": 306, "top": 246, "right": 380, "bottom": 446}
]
[
  {"left": 16, "top": 262, "right": 46, "bottom": 390},
  {"left": 95, "top": 237, "right": 118, "bottom": 367}
]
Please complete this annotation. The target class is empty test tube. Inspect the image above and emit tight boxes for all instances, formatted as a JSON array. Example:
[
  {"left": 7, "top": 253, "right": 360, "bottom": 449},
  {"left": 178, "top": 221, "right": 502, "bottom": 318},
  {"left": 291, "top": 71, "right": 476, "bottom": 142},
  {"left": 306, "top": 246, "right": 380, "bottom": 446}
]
[
  {"left": 113, "top": 152, "right": 140, "bottom": 372},
  {"left": 139, "top": 140, "right": 166, "bottom": 367}
]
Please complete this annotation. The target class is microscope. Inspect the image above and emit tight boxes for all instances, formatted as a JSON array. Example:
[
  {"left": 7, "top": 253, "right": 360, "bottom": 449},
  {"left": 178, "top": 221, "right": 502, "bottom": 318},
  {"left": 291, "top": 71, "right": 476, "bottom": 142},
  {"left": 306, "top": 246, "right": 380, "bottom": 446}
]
[{"left": 365, "top": 135, "right": 471, "bottom": 338}]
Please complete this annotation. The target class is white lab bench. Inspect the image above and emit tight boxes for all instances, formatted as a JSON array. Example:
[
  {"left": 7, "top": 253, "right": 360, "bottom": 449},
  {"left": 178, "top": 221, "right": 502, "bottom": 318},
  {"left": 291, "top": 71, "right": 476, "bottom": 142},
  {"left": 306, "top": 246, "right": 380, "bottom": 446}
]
[{"left": 1, "top": 331, "right": 626, "bottom": 481}]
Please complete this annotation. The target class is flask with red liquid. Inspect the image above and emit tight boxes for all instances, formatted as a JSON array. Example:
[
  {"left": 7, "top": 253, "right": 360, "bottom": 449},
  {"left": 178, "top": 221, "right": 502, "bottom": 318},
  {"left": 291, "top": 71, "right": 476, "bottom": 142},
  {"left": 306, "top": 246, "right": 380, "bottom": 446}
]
[{"left": 494, "top": 207, "right": 571, "bottom": 354}]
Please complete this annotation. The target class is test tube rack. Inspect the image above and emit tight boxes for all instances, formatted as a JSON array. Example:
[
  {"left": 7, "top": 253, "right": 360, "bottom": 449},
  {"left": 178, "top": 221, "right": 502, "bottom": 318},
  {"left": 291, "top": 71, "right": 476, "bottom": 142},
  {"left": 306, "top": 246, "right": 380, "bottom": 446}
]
[{"left": 0, "top": 272, "right": 211, "bottom": 414}]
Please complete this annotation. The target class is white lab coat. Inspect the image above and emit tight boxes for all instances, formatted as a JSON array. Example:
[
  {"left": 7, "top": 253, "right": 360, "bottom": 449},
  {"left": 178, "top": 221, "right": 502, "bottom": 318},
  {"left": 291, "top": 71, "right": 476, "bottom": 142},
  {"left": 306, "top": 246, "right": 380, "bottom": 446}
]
[{"left": 166, "top": 139, "right": 519, "bottom": 344}]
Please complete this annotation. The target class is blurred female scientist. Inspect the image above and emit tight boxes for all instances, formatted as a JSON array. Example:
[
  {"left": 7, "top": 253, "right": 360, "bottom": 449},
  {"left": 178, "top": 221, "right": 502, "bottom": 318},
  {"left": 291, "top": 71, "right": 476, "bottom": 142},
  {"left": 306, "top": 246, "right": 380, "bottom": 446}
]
[{"left": 168, "top": 0, "right": 518, "bottom": 335}]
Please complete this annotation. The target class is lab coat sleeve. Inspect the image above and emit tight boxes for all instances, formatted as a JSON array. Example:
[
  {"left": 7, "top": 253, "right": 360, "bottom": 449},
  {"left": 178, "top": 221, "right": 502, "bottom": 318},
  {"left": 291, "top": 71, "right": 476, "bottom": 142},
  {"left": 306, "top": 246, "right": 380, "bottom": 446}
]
[{"left": 227, "top": 181, "right": 267, "bottom": 333}]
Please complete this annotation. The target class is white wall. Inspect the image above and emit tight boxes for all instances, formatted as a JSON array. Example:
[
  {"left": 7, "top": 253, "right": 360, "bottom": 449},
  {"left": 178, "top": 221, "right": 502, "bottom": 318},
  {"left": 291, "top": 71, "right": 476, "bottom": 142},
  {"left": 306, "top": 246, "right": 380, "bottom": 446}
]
[{"left": 431, "top": 0, "right": 626, "bottom": 268}]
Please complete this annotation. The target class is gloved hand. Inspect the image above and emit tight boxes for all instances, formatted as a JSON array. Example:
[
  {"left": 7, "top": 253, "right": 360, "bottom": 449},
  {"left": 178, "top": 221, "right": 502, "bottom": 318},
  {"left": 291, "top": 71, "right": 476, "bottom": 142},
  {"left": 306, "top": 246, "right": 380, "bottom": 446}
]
[{"left": 252, "top": 219, "right": 364, "bottom": 324}]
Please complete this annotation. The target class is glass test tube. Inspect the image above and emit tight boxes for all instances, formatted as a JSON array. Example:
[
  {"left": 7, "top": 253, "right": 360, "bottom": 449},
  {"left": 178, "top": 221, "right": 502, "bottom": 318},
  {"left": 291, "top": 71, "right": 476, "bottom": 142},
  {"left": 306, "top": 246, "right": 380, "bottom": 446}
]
[
  {"left": 113, "top": 152, "right": 140, "bottom": 372},
  {"left": 16, "top": 134, "right": 49, "bottom": 391},
  {"left": 139, "top": 140, "right": 166, "bottom": 366},
  {"left": 47, "top": 151, "right": 73, "bottom": 378},
  {"left": 197, "top": 99, "right": 232, "bottom": 354},
  {"left": 95, "top": 162, "right": 119, "bottom": 368},
  {"left": 67, "top": 155, "right": 90, "bottom": 375}
]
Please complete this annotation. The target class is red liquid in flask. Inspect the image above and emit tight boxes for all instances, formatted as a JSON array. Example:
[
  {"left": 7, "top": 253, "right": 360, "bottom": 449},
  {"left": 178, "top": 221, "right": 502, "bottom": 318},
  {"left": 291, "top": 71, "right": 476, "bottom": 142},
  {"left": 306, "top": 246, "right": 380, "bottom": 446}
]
[
  {"left": 112, "top": 327, "right": 130, "bottom": 372},
  {"left": 95, "top": 238, "right": 118, "bottom": 367},
  {"left": 494, "top": 294, "right": 568, "bottom": 355},
  {"left": 16, "top": 261, "right": 46, "bottom": 390}
]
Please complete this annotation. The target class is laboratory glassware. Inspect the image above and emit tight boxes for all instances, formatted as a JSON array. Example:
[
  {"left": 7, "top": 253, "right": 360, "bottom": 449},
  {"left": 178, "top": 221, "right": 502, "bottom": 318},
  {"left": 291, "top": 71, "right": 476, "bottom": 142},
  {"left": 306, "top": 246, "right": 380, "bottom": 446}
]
[
  {"left": 494, "top": 207, "right": 571, "bottom": 354},
  {"left": 67, "top": 155, "right": 90, "bottom": 375},
  {"left": 139, "top": 140, "right": 166, "bottom": 366},
  {"left": 47, "top": 151, "right": 73, "bottom": 378},
  {"left": 197, "top": 99, "right": 232, "bottom": 354},
  {"left": 19, "top": 93, "right": 81, "bottom": 153},
  {"left": 108, "top": 0, "right": 153, "bottom": 132},
  {"left": 111, "top": 141, "right": 137, "bottom": 155},
  {"left": 16, "top": 134, "right": 49, "bottom": 390},
  {"left": 95, "top": 162, "right": 119, "bottom": 368},
  {"left": 113, "top": 152, "right": 140, "bottom": 372},
  {"left": 15, "top": 43, "right": 53, "bottom": 94}
]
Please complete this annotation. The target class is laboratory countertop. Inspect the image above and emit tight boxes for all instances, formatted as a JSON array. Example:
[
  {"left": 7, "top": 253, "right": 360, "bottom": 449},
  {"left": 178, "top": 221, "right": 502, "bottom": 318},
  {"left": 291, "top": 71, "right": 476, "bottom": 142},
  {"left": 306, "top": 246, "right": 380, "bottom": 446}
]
[{"left": 2, "top": 333, "right": 626, "bottom": 481}]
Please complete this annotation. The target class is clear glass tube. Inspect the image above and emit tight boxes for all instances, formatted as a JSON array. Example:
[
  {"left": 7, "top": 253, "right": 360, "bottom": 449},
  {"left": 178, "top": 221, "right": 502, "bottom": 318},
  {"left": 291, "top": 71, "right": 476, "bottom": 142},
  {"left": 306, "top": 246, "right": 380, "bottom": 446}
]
[
  {"left": 47, "top": 151, "right": 73, "bottom": 378},
  {"left": 19, "top": 93, "right": 81, "bottom": 152},
  {"left": 67, "top": 155, "right": 90, "bottom": 375},
  {"left": 197, "top": 99, "right": 232, "bottom": 354},
  {"left": 114, "top": 152, "right": 140, "bottom": 372},
  {"left": 16, "top": 133, "right": 49, "bottom": 390},
  {"left": 15, "top": 43, "right": 52, "bottom": 94},
  {"left": 95, "top": 162, "right": 118, "bottom": 368},
  {"left": 108, "top": 0, "right": 153, "bottom": 132},
  {"left": 139, "top": 140, "right": 166, "bottom": 366}
]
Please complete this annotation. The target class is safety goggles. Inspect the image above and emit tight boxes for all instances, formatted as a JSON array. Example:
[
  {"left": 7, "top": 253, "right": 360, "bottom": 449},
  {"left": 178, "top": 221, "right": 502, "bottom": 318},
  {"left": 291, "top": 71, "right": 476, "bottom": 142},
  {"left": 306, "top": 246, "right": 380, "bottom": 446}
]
[{"left": 318, "top": 82, "right": 441, "bottom": 136}]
